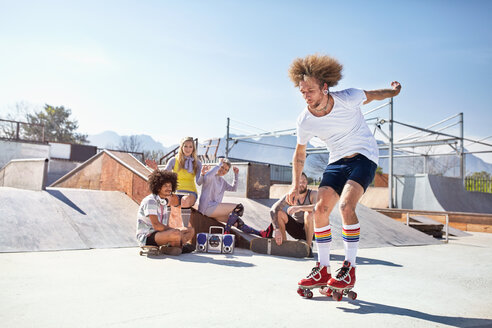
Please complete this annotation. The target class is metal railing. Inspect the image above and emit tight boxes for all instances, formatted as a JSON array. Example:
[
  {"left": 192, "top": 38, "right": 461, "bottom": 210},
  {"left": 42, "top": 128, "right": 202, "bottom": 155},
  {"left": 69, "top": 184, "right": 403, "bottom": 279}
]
[
  {"left": 0, "top": 118, "right": 45, "bottom": 142},
  {"left": 465, "top": 177, "right": 492, "bottom": 193}
]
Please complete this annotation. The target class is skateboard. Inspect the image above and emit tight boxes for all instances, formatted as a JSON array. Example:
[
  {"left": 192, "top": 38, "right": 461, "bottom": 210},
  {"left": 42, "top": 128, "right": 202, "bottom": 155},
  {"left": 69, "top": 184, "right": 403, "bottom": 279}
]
[
  {"left": 320, "top": 286, "right": 357, "bottom": 301},
  {"left": 250, "top": 238, "right": 310, "bottom": 258},
  {"left": 139, "top": 245, "right": 182, "bottom": 256}
]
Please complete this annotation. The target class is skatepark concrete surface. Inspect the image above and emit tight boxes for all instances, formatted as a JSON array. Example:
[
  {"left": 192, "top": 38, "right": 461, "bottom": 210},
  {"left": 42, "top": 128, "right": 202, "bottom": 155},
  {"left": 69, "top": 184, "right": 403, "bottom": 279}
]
[{"left": 2, "top": 232, "right": 492, "bottom": 328}]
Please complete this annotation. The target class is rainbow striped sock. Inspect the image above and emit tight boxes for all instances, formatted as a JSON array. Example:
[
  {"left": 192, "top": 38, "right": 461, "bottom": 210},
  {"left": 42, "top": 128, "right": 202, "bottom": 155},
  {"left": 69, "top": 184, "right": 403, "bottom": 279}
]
[
  {"left": 314, "top": 225, "right": 331, "bottom": 267},
  {"left": 342, "top": 223, "right": 360, "bottom": 267}
]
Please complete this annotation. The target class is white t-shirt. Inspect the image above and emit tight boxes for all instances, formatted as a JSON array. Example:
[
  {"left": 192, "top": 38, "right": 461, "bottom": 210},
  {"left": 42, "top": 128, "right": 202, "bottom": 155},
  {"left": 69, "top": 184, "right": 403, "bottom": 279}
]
[
  {"left": 135, "top": 194, "right": 170, "bottom": 245},
  {"left": 296, "top": 88, "right": 379, "bottom": 165}
]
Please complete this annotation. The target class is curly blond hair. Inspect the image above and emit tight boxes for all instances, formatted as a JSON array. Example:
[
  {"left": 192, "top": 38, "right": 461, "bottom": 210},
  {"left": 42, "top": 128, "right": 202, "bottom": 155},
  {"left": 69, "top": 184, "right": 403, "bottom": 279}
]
[{"left": 288, "top": 54, "right": 343, "bottom": 88}]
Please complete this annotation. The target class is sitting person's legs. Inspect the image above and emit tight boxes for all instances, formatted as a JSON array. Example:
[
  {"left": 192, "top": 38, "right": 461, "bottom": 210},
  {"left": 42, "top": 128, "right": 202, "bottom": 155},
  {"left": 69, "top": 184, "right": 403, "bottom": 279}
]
[
  {"left": 172, "top": 192, "right": 197, "bottom": 227},
  {"left": 303, "top": 211, "right": 315, "bottom": 247},
  {"left": 147, "top": 228, "right": 182, "bottom": 247},
  {"left": 208, "top": 203, "right": 261, "bottom": 236}
]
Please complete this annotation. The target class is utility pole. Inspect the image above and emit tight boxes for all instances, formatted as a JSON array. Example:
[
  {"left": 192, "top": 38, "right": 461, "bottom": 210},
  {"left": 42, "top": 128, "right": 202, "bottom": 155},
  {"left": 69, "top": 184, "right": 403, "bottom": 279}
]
[
  {"left": 459, "top": 112, "right": 465, "bottom": 184},
  {"left": 226, "top": 117, "right": 230, "bottom": 159}
]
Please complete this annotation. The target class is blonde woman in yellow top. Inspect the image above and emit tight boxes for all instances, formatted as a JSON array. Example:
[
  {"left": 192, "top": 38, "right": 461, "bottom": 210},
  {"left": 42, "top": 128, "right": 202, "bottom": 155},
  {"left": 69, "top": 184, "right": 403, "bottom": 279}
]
[{"left": 165, "top": 137, "right": 202, "bottom": 226}]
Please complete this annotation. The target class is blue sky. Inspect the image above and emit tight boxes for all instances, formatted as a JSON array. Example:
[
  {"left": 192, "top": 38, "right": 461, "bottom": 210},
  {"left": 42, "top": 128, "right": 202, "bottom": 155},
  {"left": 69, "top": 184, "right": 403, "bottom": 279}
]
[{"left": 1, "top": 0, "right": 491, "bottom": 161}]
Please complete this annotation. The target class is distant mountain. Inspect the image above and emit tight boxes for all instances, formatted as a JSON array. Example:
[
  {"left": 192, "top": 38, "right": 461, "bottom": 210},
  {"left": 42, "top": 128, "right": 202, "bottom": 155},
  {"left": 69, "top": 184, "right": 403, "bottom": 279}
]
[
  {"left": 87, "top": 131, "right": 177, "bottom": 153},
  {"left": 88, "top": 131, "right": 121, "bottom": 149}
]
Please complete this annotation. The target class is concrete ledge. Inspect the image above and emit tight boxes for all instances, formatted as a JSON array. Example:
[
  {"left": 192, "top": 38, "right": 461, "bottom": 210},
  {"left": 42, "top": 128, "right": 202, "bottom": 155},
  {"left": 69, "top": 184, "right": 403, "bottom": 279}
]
[{"left": 0, "top": 158, "right": 48, "bottom": 190}]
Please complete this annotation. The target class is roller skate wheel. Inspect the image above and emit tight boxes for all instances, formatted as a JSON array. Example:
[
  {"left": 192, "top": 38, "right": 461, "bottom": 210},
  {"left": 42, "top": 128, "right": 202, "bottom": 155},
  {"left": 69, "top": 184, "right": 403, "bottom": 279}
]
[
  {"left": 332, "top": 291, "right": 342, "bottom": 301},
  {"left": 297, "top": 287, "right": 304, "bottom": 297},
  {"left": 347, "top": 291, "right": 357, "bottom": 300},
  {"left": 306, "top": 290, "right": 313, "bottom": 299},
  {"left": 320, "top": 287, "right": 332, "bottom": 297}
]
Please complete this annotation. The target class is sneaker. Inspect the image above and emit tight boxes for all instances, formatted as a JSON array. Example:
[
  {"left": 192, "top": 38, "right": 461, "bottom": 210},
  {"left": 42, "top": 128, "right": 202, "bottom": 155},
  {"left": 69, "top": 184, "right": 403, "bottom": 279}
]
[
  {"left": 159, "top": 245, "right": 182, "bottom": 256},
  {"left": 260, "top": 225, "right": 274, "bottom": 238},
  {"left": 298, "top": 262, "right": 331, "bottom": 288},
  {"left": 181, "top": 243, "right": 195, "bottom": 254},
  {"left": 328, "top": 260, "right": 356, "bottom": 289}
]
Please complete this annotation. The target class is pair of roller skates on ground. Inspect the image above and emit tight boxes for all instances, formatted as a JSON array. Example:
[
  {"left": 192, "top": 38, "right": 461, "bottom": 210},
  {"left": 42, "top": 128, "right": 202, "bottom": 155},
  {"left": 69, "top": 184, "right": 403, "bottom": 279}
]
[{"left": 297, "top": 260, "right": 357, "bottom": 301}]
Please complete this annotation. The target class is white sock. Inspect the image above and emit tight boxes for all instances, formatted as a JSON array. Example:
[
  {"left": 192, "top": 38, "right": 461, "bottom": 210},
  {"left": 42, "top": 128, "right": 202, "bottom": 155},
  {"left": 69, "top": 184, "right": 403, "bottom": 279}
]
[
  {"left": 342, "top": 223, "right": 360, "bottom": 267},
  {"left": 314, "top": 225, "right": 332, "bottom": 268},
  {"left": 181, "top": 208, "right": 191, "bottom": 227}
]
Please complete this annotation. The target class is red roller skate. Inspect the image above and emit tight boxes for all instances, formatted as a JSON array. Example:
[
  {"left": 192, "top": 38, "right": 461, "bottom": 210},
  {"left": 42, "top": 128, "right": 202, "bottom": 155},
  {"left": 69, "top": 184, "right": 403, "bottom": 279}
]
[
  {"left": 322, "top": 260, "right": 357, "bottom": 301},
  {"left": 297, "top": 262, "right": 331, "bottom": 299}
]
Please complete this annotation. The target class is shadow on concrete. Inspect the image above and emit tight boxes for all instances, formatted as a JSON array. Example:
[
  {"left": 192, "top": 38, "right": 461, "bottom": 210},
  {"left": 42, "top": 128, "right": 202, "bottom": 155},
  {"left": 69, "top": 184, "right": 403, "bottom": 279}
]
[
  {"left": 144, "top": 253, "right": 256, "bottom": 267},
  {"left": 250, "top": 198, "right": 279, "bottom": 208},
  {"left": 46, "top": 189, "right": 86, "bottom": 215},
  {"left": 330, "top": 254, "right": 403, "bottom": 267},
  {"left": 246, "top": 252, "right": 313, "bottom": 262},
  {"left": 335, "top": 300, "right": 492, "bottom": 327}
]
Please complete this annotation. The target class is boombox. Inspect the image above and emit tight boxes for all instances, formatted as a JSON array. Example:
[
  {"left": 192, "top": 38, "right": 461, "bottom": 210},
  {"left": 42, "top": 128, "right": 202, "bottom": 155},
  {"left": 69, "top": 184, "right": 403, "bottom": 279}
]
[{"left": 196, "top": 226, "right": 235, "bottom": 254}]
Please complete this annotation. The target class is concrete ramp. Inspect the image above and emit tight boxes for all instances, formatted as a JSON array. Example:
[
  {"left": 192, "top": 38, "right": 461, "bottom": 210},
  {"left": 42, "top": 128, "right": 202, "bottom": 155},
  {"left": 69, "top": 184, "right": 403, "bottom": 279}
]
[
  {"left": 0, "top": 187, "right": 138, "bottom": 252},
  {"left": 223, "top": 196, "right": 440, "bottom": 250},
  {"left": 0, "top": 158, "right": 48, "bottom": 190},
  {"left": 359, "top": 187, "right": 388, "bottom": 208},
  {"left": 396, "top": 174, "right": 492, "bottom": 214}
]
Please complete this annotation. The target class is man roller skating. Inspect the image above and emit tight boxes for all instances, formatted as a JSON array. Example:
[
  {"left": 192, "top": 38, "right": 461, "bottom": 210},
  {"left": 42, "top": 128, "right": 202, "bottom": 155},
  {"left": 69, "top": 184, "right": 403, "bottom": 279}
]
[{"left": 286, "top": 54, "right": 401, "bottom": 300}]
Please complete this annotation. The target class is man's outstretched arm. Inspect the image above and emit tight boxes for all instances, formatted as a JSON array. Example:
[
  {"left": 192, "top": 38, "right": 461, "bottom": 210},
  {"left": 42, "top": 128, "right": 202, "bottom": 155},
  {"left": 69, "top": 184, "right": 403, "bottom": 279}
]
[{"left": 363, "top": 81, "right": 401, "bottom": 105}]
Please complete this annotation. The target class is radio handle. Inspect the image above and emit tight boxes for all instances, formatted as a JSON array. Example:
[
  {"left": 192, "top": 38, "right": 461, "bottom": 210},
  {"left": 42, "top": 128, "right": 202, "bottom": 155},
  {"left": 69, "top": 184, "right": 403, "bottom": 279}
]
[{"left": 209, "top": 226, "right": 225, "bottom": 235}]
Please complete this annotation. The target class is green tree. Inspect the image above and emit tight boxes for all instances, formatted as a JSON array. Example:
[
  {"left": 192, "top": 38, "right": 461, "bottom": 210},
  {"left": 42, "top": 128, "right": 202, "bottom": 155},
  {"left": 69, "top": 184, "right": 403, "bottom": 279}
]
[{"left": 24, "top": 104, "right": 88, "bottom": 144}]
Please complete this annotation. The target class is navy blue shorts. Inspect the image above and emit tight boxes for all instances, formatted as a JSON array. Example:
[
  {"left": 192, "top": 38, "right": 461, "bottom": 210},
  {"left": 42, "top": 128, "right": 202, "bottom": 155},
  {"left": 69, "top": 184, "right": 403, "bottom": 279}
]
[{"left": 319, "top": 154, "right": 377, "bottom": 196}]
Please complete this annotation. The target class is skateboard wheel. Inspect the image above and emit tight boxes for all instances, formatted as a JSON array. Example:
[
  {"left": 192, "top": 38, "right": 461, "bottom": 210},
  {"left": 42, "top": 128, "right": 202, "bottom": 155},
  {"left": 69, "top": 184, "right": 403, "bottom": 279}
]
[{"left": 347, "top": 291, "right": 357, "bottom": 300}]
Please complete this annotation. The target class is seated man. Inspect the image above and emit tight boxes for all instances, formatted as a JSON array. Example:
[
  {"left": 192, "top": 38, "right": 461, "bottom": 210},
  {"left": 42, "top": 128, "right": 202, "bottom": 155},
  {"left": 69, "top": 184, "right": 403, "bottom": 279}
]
[
  {"left": 136, "top": 169, "right": 195, "bottom": 254},
  {"left": 197, "top": 158, "right": 261, "bottom": 236},
  {"left": 262, "top": 172, "right": 317, "bottom": 252}
]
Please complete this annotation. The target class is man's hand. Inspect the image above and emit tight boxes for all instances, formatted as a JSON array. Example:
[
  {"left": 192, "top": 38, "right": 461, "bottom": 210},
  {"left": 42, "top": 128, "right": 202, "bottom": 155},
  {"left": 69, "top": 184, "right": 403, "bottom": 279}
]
[
  {"left": 233, "top": 166, "right": 239, "bottom": 174},
  {"left": 274, "top": 229, "right": 283, "bottom": 246},
  {"left": 168, "top": 194, "right": 180, "bottom": 207},
  {"left": 391, "top": 81, "right": 401, "bottom": 96},
  {"left": 286, "top": 186, "right": 300, "bottom": 205},
  {"left": 287, "top": 206, "right": 302, "bottom": 216},
  {"left": 201, "top": 165, "right": 210, "bottom": 175}
]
